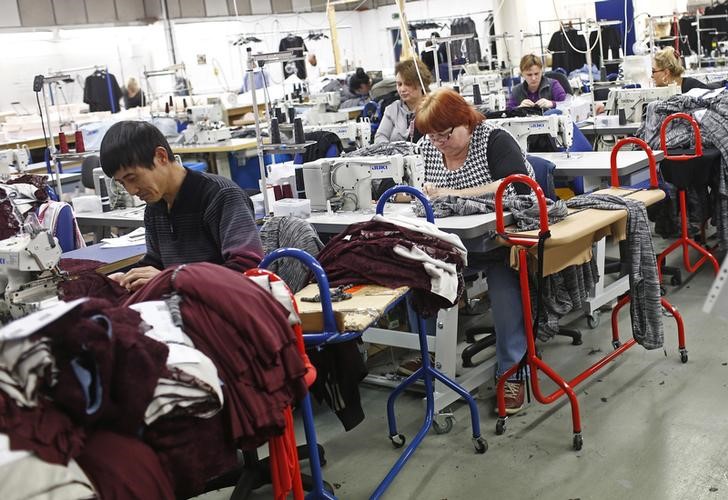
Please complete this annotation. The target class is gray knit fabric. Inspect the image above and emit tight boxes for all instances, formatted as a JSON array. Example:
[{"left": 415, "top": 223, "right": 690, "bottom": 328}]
[
  {"left": 532, "top": 259, "right": 599, "bottom": 341},
  {"left": 638, "top": 93, "right": 728, "bottom": 248},
  {"left": 566, "top": 193, "right": 663, "bottom": 350},
  {"left": 260, "top": 216, "right": 324, "bottom": 293},
  {"left": 341, "top": 140, "right": 418, "bottom": 157},
  {"left": 412, "top": 192, "right": 568, "bottom": 231}
]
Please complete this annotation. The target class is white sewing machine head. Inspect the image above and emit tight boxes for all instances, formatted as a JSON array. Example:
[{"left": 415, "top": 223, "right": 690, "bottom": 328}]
[
  {"left": 488, "top": 114, "right": 573, "bottom": 152},
  {"left": 304, "top": 121, "right": 371, "bottom": 148},
  {"left": 302, "top": 154, "right": 425, "bottom": 212},
  {"left": 0, "top": 209, "right": 63, "bottom": 322},
  {"left": 0, "top": 146, "right": 31, "bottom": 178},
  {"left": 309, "top": 92, "right": 341, "bottom": 111},
  {"left": 459, "top": 72, "right": 503, "bottom": 94},
  {"left": 605, "top": 84, "right": 679, "bottom": 123},
  {"left": 186, "top": 103, "right": 224, "bottom": 124}
]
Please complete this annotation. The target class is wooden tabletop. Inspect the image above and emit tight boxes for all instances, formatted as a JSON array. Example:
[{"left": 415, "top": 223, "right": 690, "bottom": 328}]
[{"left": 172, "top": 138, "right": 257, "bottom": 154}]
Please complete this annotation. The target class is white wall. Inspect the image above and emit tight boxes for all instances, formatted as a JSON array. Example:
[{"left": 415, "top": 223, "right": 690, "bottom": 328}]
[
  {"left": 0, "top": 0, "right": 691, "bottom": 113},
  {"left": 0, "top": 26, "right": 166, "bottom": 112}
]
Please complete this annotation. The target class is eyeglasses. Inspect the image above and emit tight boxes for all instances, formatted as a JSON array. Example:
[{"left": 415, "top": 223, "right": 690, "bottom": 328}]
[
  {"left": 428, "top": 127, "right": 455, "bottom": 143},
  {"left": 651, "top": 68, "right": 665, "bottom": 74}
]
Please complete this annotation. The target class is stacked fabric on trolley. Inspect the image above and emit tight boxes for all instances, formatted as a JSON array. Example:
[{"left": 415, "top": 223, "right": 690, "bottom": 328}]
[
  {"left": 316, "top": 214, "right": 468, "bottom": 318},
  {"left": 0, "top": 262, "right": 311, "bottom": 499}
]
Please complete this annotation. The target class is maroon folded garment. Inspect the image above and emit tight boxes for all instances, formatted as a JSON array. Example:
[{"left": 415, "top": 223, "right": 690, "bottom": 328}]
[
  {"left": 0, "top": 392, "right": 85, "bottom": 465},
  {"left": 77, "top": 430, "right": 175, "bottom": 500},
  {"left": 127, "top": 263, "right": 308, "bottom": 449},
  {"left": 44, "top": 299, "right": 168, "bottom": 434},
  {"left": 316, "top": 220, "right": 465, "bottom": 317},
  {"left": 58, "top": 258, "right": 131, "bottom": 302},
  {"left": 143, "top": 413, "right": 238, "bottom": 498}
]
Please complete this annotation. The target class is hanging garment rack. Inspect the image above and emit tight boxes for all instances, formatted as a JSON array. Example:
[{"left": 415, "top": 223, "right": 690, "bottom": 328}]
[
  {"left": 143, "top": 63, "right": 191, "bottom": 104},
  {"left": 538, "top": 18, "right": 585, "bottom": 67},
  {"left": 46, "top": 64, "right": 116, "bottom": 112}
]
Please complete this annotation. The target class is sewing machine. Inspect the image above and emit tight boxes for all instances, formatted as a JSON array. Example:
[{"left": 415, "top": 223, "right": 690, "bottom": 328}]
[
  {"left": 605, "top": 84, "right": 679, "bottom": 123},
  {"left": 182, "top": 101, "right": 232, "bottom": 144},
  {"left": 304, "top": 120, "right": 371, "bottom": 148},
  {"left": 0, "top": 146, "right": 31, "bottom": 178},
  {"left": 304, "top": 92, "right": 349, "bottom": 125},
  {"left": 309, "top": 92, "right": 341, "bottom": 111},
  {"left": 302, "top": 154, "right": 425, "bottom": 211},
  {"left": 474, "top": 93, "right": 507, "bottom": 112},
  {"left": 0, "top": 210, "right": 63, "bottom": 322},
  {"left": 459, "top": 72, "right": 503, "bottom": 94},
  {"left": 488, "top": 114, "right": 574, "bottom": 152}
]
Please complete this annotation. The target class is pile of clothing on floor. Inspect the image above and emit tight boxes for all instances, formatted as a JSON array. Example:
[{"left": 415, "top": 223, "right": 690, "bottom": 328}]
[{"left": 0, "top": 262, "right": 310, "bottom": 499}]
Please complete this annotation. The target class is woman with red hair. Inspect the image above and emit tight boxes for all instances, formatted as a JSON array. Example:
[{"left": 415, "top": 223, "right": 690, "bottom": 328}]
[{"left": 415, "top": 87, "right": 534, "bottom": 415}]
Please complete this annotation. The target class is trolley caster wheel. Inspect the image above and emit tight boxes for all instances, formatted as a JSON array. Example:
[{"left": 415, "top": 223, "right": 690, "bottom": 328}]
[
  {"left": 586, "top": 312, "right": 600, "bottom": 329},
  {"left": 473, "top": 436, "right": 488, "bottom": 454},
  {"left": 612, "top": 340, "right": 621, "bottom": 350},
  {"left": 495, "top": 418, "right": 506, "bottom": 435},
  {"left": 389, "top": 434, "right": 406, "bottom": 448},
  {"left": 433, "top": 415, "right": 454, "bottom": 435},
  {"left": 680, "top": 350, "right": 688, "bottom": 364},
  {"left": 573, "top": 433, "right": 583, "bottom": 451},
  {"left": 671, "top": 275, "right": 682, "bottom": 286}
]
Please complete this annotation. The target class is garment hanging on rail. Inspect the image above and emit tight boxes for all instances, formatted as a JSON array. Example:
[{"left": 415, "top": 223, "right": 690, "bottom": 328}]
[
  {"left": 547, "top": 27, "right": 586, "bottom": 73},
  {"left": 83, "top": 70, "right": 121, "bottom": 113},
  {"left": 449, "top": 17, "right": 482, "bottom": 63},
  {"left": 279, "top": 35, "right": 308, "bottom": 80}
]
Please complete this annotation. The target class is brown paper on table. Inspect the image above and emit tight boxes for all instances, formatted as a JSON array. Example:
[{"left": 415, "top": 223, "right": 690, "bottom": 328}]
[
  {"left": 294, "top": 283, "right": 409, "bottom": 333},
  {"left": 506, "top": 187, "right": 665, "bottom": 277}
]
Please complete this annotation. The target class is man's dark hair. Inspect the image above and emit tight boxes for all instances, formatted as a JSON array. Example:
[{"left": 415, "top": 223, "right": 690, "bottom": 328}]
[{"left": 100, "top": 121, "right": 174, "bottom": 177}]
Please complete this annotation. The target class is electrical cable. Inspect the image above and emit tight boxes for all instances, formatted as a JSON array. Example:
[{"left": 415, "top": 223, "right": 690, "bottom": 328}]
[
  {"left": 35, "top": 92, "right": 50, "bottom": 151},
  {"left": 549, "top": 0, "right": 602, "bottom": 55}
]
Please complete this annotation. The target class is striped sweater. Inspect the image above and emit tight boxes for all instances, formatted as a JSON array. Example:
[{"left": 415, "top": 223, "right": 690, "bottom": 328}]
[{"left": 139, "top": 169, "right": 263, "bottom": 270}]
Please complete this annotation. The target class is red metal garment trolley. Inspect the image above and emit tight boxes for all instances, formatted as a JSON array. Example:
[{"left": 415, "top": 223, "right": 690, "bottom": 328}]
[
  {"left": 493, "top": 138, "right": 687, "bottom": 450},
  {"left": 655, "top": 112, "right": 720, "bottom": 283}
]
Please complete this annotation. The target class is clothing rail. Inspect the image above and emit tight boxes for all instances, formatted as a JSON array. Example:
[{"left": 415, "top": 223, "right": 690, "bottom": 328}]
[
  {"left": 695, "top": 13, "right": 728, "bottom": 66},
  {"left": 538, "top": 18, "right": 585, "bottom": 68},
  {"left": 46, "top": 64, "right": 115, "bottom": 112}
]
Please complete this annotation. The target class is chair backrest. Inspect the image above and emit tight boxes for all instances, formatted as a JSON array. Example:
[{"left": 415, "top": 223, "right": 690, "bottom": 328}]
[
  {"left": 526, "top": 155, "right": 558, "bottom": 201},
  {"left": 545, "top": 71, "right": 573, "bottom": 95},
  {"left": 259, "top": 216, "right": 324, "bottom": 293},
  {"left": 38, "top": 201, "right": 84, "bottom": 252},
  {"left": 81, "top": 155, "right": 101, "bottom": 190},
  {"left": 570, "top": 123, "right": 592, "bottom": 153}
]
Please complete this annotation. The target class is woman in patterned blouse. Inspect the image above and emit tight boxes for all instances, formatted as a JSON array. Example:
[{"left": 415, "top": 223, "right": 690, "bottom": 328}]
[{"left": 415, "top": 87, "right": 535, "bottom": 415}]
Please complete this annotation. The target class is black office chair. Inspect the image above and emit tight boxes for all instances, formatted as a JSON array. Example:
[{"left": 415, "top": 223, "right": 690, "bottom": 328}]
[
  {"left": 81, "top": 155, "right": 101, "bottom": 190},
  {"left": 544, "top": 71, "right": 573, "bottom": 95},
  {"left": 461, "top": 156, "right": 582, "bottom": 368}
]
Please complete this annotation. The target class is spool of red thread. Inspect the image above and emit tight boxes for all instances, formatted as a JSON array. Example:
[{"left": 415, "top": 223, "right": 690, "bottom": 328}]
[
  {"left": 58, "top": 132, "right": 69, "bottom": 153},
  {"left": 74, "top": 130, "right": 85, "bottom": 153}
]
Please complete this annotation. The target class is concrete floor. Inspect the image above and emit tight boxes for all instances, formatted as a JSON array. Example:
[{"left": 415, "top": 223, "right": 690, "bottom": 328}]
[{"left": 198, "top": 249, "right": 728, "bottom": 500}]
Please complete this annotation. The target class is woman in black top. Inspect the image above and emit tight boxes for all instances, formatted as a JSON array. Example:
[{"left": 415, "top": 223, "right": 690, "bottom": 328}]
[
  {"left": 415, "top": 88, "right": 534, "bottom": 415},
  {"left": 122, "top": 77, "right": 145, "bottom": 108},
  {"left": 652, "top": 47, "right": 709, "bottom": 93}
]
